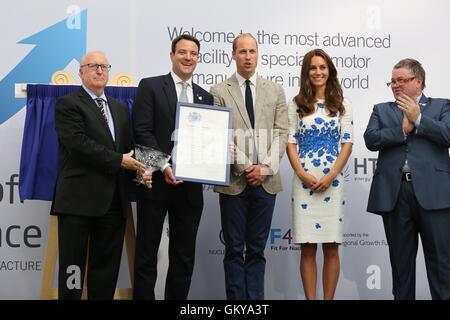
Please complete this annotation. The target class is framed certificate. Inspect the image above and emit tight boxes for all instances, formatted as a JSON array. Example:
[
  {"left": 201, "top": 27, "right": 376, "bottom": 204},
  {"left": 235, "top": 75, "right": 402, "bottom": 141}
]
[{"left": 172, "top": 102, "right": 232, "bottom": 186}]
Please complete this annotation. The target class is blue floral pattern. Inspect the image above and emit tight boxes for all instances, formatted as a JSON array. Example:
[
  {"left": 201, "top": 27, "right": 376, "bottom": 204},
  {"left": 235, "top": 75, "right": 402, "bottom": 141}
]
[{"left": 288, "top": 99, "right": 353, "bottom": 244}]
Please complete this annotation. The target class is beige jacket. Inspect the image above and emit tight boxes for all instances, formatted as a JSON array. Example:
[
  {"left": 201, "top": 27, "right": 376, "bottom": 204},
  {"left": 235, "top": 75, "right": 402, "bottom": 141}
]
[{"left": 210, "top": 73, "right": 288, "bottom": 195}]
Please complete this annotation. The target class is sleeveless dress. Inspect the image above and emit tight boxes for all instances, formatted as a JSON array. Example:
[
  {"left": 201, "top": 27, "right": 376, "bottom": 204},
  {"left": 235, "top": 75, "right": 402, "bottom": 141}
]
[{"left": 288, "top": 99, "right": 353, "bottom": 244}]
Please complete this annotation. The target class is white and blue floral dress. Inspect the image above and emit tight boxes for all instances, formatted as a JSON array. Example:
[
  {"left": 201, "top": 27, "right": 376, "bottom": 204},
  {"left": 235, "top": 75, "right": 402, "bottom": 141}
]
[{"left": 288, "top": 99, "right": 353, "bottom": 244}]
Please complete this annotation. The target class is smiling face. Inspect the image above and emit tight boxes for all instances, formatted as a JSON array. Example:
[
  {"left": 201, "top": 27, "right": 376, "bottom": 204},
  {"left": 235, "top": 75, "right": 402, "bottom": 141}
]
[
  {"left": 308, "top": 55, "right": 329, "bottom": 91},
  {"left": 232, "top": 35, "right": 258, "bottom": 79},
  {"left": 170, "top": 39, "right": 199, "bottom": 81},
  {"left": 390, "top": 67, "right": 423, "bottom": 100},
  {"left": 79, "top": 52, "right": 109, "bottom": 96}
]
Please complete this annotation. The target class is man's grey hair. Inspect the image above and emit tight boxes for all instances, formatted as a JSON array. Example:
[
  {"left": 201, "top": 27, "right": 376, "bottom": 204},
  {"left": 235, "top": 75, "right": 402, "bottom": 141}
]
[
  {"left": 80, "top": 51, "right": 107, "bottom": 66},
  {"left": 394, "top": 58, "right": 426, "bottom": 90}
]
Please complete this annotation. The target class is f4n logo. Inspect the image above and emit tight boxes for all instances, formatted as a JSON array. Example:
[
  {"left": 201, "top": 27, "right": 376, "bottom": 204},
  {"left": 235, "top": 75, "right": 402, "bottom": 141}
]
[{"left": 270, "top": 228, "right": 292, "bottom": 245}]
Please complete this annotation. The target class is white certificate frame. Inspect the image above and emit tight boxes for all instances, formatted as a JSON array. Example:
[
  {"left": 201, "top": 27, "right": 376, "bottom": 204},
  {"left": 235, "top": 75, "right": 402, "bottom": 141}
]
[{"left": 172, "top": 102, "right": 232, "bottom": 186}]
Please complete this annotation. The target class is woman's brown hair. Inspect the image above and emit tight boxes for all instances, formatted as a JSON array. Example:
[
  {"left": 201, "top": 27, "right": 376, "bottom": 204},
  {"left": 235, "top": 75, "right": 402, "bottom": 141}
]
[{"left": 293, "top": 48, "right": 344, "bottom": 118}]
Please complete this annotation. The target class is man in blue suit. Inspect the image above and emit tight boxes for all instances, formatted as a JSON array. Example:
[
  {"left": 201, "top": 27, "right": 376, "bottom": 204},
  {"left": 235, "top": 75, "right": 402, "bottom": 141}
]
[
  {"left": 364, "top": 58, "right": 450, "bottom": 300},
  {"left": 132, "top": 35, "right": 213, "bottom": 299}
]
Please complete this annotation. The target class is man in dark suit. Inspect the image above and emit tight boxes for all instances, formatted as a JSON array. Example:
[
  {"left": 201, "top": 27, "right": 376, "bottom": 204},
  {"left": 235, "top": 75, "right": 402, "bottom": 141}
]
[
  {"left": 364, "top": 58, "right": 450, "bottom": 300},
  {"left": 53, "top": 51, "right": 150, "bottom": 300},
  {"left": 132, "top": 35, "right": 213, "bottom": 300}
]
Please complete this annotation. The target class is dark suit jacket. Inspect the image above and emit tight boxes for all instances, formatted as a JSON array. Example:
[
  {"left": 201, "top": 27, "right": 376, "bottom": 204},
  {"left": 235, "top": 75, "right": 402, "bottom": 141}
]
[
  {"left": 364, "top": 95, "right": 450, "bottom": 213},
  {"left": 132, "top": 73, "right": 213, "bottom": 205},
  {"left": 52, "top": 87, "right": 133, "bottom": 217}
]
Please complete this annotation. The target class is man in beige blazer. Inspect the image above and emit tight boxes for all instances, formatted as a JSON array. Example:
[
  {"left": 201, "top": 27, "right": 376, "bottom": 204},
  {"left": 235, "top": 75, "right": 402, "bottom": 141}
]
[{"left": 210, "top": 33, "right": 288, "bottom": 300}]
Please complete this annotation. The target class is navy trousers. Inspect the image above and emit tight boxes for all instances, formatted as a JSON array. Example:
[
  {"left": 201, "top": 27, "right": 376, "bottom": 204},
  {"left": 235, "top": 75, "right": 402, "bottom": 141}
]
[
  {"left": 382, "top": 180, "right": 450, "bottom": 300},
  {"left": 219, "top": 185, "right": 276, "bottom": 300}
]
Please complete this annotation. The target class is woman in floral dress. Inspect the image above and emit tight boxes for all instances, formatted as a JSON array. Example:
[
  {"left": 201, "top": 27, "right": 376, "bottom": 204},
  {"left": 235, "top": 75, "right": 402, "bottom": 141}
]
[{"left": 287, "top": 49, "right": 353, "bottom": 299}]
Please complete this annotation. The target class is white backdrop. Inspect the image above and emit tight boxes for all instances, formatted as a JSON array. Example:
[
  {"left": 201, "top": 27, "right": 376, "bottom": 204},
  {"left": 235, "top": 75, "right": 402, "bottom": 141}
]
[{"left": 1, "top": 0, "right": 449, "bottom": 299}]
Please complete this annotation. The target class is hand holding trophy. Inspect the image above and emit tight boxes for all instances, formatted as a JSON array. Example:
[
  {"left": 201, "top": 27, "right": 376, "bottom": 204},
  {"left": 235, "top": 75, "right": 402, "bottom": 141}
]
[{"left": 133, "top": 144, "right": 171, "bottom": 189}]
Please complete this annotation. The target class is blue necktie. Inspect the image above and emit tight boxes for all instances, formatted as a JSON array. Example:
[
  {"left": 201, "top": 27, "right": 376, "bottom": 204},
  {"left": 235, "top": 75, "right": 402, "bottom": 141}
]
[{"left": 245, "top": 79, "right": 254, "bottom": 128}]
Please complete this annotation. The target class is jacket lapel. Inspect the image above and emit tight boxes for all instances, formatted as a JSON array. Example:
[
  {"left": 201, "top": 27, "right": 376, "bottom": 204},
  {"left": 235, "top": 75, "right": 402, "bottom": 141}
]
[
  {"left": 163, "top": 73, "right": 177, "bottom": 120},
  {"left": 254, "top": 76, "right": 266, "bottom": 129},
  {"left": 107, "top": 97, "right": 120, "bottom": 147},
  {"left": 227, "top": 73, "right": 252, "bottom": 130},
  {"left": 391, "top": 101, "right": 403, "bottom": 124},
  {"left": 419, "top": 94, "right": 429, "bottom": 112},
  {"left": 79, "top": 88, "right": 111, "bottom": 132},
  {"left": 391, "top": 94, "right": 429, "bottom": 126},
  {"left": 78, "top": 88, "right": 115, "bottom": 146},
  {"left": 193, "top": 84, "right": 205, "bottom": 104}
]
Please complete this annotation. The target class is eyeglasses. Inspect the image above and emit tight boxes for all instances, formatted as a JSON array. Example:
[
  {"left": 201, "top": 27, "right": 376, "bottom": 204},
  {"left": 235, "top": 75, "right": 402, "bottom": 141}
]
[
  {"left": 80, "top": 63, "right": 111, "bottom": 72},
  {"left": 386, "top": 77, "right": 415, "bottom": 87}
]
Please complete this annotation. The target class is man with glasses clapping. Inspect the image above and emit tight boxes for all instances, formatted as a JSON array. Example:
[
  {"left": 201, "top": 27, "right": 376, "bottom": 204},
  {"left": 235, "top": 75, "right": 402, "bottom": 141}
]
[{"left": 364, "top": 58, "right": 450, "bottom": 300}]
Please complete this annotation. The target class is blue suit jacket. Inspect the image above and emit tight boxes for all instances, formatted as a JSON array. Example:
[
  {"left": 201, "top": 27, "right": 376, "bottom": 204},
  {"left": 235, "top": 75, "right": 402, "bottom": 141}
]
[{"left": 364, "top": 95, "right": 450, "bottom": 213}]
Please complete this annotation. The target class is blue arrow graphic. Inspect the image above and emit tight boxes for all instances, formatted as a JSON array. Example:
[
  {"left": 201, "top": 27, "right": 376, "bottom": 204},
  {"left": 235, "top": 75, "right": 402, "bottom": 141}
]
[{"left": 0, "top": 9, "right": 87, "bottom": 124}]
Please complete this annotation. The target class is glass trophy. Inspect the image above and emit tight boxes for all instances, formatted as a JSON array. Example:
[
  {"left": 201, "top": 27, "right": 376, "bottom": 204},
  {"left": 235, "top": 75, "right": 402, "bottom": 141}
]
[{"left": 133, "top": 144, "right": 170, "bottom": 185}]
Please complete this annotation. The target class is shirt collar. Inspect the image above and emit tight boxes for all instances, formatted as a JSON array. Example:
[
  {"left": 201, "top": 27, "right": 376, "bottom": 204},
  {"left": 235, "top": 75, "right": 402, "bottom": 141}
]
[
  {"left": 171, "top": 71, "right": 192, "bottom": 87},
  {"left": 235, "top": 72, "right": 257, "bottom": 87},
  {"left": 82, "top": 85, "right": 107, "bottom": 102},
  {"left": 417, "top": 93, "right": 423, "bottom": 103}
]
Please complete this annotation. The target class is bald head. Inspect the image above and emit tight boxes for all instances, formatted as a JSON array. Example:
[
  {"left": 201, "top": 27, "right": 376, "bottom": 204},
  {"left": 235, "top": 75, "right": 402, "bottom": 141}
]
[{"left": 79, "top": 51, "right": 110, "bottom": 96}]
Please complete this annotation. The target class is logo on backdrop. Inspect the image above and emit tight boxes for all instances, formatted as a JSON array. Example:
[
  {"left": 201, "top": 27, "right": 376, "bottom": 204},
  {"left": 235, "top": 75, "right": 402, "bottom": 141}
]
[
  {"left": 366, "top": 265, "right": 381, "bottom": 290},
  {"left": 0, "top": 7, "right": 87, "bottom": 273},
  {"left": 208, "top": 228, "right": 301, "bottom": 255},
  {"left": 353, "top": 157, "right": 377, "bottom": 183},
  {"left": 0, "top": 7, "right": 87, "bottom": 124},
  {"left": 269, "top": 228, "right": 300, "bottom": 252}
]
